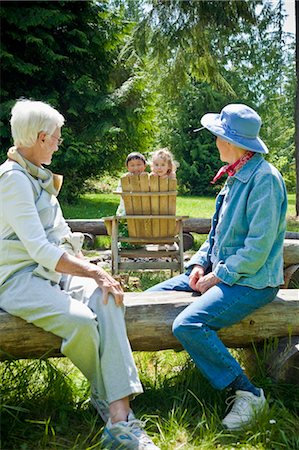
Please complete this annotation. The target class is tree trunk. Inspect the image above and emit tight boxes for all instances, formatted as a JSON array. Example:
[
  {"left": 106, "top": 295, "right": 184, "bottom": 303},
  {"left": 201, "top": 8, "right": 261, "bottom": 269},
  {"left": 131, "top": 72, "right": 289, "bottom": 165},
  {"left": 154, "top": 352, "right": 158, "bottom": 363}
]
[{"left": 296, "top": 0, "right": 299, "bottom": 217}]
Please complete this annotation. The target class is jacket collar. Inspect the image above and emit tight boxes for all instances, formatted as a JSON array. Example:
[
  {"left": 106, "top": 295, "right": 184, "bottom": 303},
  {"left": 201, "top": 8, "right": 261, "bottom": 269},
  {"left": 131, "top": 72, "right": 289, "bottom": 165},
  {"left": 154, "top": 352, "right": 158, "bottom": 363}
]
[{"left": 232, "top": 153, "right": 264, "bottom": 183}]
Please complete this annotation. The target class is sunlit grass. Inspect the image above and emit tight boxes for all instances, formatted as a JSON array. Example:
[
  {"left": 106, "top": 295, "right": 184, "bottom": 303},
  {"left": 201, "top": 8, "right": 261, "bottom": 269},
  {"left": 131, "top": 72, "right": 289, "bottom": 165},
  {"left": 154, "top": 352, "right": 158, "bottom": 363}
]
[
  {"left": 1, "top": 350, "right": 299, "bottom": 449},
  {"left": 61, "top": 192, "right": 298, "bottom": 231},
  {"left": 2, "top": 190, "right": 297, "bottom": 448},
  {"left": 1, "top": 265, "right": 298, "bottom": 448}
]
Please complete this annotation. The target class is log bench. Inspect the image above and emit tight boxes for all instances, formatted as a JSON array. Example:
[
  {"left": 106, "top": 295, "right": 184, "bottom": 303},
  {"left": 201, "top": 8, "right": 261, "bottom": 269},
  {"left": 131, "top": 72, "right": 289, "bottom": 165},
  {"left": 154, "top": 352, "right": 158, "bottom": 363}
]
[
  {"left": 1, "top": 289, "right": 298, "bottom": 384},
  {"left": 66, "top": 219, "right": 299, "bottom": 287}
]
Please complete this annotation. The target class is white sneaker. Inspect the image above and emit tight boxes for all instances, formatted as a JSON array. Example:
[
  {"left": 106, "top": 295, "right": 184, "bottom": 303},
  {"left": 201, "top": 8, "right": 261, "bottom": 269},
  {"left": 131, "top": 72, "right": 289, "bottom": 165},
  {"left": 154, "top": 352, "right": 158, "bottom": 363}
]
[
  {"left": 102, "top": 411, "right": 160, "bottom": 449},
  {"left": 90, "top": 396, "right": 110, "bottom": 423},
  {"left": 166, "top": 243, "right": 178, "bottom": 251},
  {"left": 157, "top": 244, "right": 178, "bottom": 251},
  {"left": 222, "top": 389, "right": 267, "bottom": 430},
  {"left": 157, "top": 245, "right": 167, "bottom": 251}
]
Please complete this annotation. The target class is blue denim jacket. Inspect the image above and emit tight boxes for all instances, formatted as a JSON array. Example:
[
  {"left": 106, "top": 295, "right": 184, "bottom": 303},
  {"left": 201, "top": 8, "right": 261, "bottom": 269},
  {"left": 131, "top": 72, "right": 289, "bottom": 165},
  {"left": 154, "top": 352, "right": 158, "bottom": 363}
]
[{"left": 186, "top": 153, "right": 287, "bottom": 288}]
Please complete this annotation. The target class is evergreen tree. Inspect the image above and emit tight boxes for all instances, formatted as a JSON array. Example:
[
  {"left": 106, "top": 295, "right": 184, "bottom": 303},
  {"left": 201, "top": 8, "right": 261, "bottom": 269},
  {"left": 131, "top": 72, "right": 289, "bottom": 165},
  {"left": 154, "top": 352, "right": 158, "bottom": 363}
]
[
  {"left": 215, "top": 1, "right": 296, "bottom": 191},
  {"left": 0, "top": 0, "right": 155, "bottom": 200},
  {"left": 166, "top": 82, "right": 231, "bottom": 195},
  {"left": 127, "top": 0, "right": 296, "bottom": 195},
  {"left": 128, "top": 0, "right": 258, "bottom": 92},
  {"left": 295, "top": 0, "right": 299, "bottom": 216}
]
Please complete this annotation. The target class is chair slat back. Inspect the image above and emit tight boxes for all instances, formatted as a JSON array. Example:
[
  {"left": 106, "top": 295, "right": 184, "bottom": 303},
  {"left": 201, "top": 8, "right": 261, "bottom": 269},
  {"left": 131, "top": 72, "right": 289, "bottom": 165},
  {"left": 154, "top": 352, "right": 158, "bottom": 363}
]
[
  {"left": 121, "top": 176, "right": 137, "bottom": 236},
  {"left": 120, "top": 174, "right": 177, "bottom": 238}
]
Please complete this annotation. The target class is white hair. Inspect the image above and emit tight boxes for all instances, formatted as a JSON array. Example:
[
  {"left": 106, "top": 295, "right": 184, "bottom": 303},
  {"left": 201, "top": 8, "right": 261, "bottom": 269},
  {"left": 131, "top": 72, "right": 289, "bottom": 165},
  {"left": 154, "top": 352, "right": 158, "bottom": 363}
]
[{"left": 10, "top": 99, "right": 65, "bottom": 148}]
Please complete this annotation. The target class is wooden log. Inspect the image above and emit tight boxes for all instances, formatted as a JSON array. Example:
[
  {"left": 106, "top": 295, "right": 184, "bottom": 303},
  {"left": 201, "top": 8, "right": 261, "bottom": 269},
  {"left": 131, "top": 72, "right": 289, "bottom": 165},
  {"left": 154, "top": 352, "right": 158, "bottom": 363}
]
[
  {"left": 283, "top": 264, "right": 299, "bottom": 288},
  {"left": 283, "top": 239, "right": 299, "bottom": 266},
  {"left": 0, "top": 290, "right": 298, "bottom": 361},
  {"left": 66, "top": 218, "right": 299, "bottom": 240},
  {"left": 68, "top": 219, "right": 299, "bottom": 267},
  {"left": 286, "top": 232, "right": 299, "bottom": 240},
  {"left": 67, "top": 219, "right": 108, "bottom": 235},
  {"left": 265, "top": 336, "right": 299, "bottom": 384},
  {"left": 183, "top": 232, "right": 194, "bottom": 250},
  {"left": 182, "top": 218, "right": 211, "bottom": 234},
  {"left": 235, "top": 340, "right": 299, "bottom": 385}
]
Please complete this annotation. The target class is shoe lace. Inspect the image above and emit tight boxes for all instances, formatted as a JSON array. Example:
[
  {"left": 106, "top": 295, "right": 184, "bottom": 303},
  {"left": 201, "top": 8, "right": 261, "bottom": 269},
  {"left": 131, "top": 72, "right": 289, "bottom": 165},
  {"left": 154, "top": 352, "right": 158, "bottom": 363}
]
[
  {"left": 225, "top": 393, "right": 250, "bottom": 415},
  {"left": 127, "top": 418, "right": 154, "bottom": 445}
]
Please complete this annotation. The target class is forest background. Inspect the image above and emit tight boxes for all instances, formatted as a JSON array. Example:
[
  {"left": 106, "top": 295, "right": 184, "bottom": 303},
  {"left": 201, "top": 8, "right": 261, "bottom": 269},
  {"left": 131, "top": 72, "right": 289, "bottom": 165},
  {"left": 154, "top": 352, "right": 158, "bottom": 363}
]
[
  {"left": 0, "top": 0, "right": 297, "bottom": 207},
  {"left": 1, "top": 3, "right": 299, "bottom": 449}
]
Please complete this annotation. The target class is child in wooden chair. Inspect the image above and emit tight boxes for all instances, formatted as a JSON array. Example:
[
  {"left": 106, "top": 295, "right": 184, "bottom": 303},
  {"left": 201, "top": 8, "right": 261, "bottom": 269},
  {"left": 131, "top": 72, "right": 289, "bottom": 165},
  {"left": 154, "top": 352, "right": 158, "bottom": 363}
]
[
  {"left": 149, "top": 148, "right": 177, "bottom": 179},
  {"left": 116, "top": 152, "right": 148, "bottom": 250},
  {"left": 149, "top": 148, "right": 179, "bottom": 251},
  {"left": 116, "top": 152, "right": 147, "bottom": 216}
]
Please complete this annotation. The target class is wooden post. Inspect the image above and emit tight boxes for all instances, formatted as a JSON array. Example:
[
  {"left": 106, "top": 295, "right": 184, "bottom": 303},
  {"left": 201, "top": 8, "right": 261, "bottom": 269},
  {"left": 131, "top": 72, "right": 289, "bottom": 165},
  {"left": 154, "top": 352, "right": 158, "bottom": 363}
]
[{"left": 111, "top": 218, "right": 119, "bottom": 275}]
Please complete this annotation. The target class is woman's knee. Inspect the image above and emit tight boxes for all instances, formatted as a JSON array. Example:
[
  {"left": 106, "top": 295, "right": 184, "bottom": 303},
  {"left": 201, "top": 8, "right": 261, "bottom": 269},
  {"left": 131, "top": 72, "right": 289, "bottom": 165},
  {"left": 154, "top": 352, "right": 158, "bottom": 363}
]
[
  {"left": 172, "top": 316, "right": 183, "bottom": 339},
  {"left": 173, "top": 315, "right": 192, "bottom": 339},
  {"left": 65, "top": 311, "right": 100, "bottom": 348},
  {"left": 172, "top": 313, "right": 206, "bottom": 340},
  {"left": 63, "top": 301, "right": 97, "bottom": 331}
]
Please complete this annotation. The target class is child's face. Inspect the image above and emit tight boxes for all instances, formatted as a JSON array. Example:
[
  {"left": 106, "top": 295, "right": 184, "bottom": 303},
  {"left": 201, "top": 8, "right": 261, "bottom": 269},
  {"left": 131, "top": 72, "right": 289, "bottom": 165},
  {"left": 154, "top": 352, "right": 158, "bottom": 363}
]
[
  {"left": 127, "top": 158, "right": 146, "bottom": 175},
  {"left": 152, "top": 157, "right": 169, "bottom": 177}
]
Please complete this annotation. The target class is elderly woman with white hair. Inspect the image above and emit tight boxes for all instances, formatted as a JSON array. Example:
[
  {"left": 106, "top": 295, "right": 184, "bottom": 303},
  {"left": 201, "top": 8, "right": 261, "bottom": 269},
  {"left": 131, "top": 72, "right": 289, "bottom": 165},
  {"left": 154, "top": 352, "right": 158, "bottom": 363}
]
[
  {"left": 148, "top": 104, "right": 287, "bottom": 431},
  {"left": 0, "top": 99, "right": 160, "bottom": 450}
]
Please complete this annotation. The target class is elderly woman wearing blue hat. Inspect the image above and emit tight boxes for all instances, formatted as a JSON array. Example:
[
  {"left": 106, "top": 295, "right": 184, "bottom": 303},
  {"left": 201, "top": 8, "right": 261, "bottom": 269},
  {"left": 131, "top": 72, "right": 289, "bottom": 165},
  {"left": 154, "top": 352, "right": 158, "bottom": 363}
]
[{"left": 148, "top": 104, "right": 287, "bottom": 430}]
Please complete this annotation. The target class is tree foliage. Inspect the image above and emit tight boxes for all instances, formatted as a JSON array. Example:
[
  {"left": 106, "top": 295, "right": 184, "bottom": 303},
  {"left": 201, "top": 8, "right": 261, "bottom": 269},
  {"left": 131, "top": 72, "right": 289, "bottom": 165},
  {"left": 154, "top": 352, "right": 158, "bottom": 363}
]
[
  {"left": 164, "top": 83, "right": 232, "bottom": 195},
  {"left": 0, "top": 0, "right": 156, "bottom": 200},
  {"left": 1, "top": 0, "right": 295, "bottom": 200},
  {"left": 124, "top": 0, "right": 296, "bottom": 194},
  {"left": 127, "top": 0, "right": 258, "bottom": 93},
  {"left": 215, "top": 0, "right": 296, "bottom": 191}
]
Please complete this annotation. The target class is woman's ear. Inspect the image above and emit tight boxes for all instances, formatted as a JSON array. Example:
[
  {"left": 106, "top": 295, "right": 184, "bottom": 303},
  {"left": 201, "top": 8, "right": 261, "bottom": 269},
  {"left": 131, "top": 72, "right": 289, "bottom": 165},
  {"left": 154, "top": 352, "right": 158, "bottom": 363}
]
[{"left": 38, "top": 131, "right": 47, "bottom": 143}]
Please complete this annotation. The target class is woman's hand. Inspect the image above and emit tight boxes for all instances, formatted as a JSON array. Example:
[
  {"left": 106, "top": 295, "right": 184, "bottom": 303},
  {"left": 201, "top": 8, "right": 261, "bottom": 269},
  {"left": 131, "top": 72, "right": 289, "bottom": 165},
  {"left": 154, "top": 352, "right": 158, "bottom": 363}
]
[
  {"left": 189, "top": 265, "right": 205, "bottom": 291},
  {"left": 195, "top": 272, "right": 220, "bottom": 294},
  {"left": 94, "top": 269, "right": 124, "bottom": 306},
  {"left": 189, "top": 266, "right": 220, "bottom": 293},
  {"left": 76, "top": 251, "right": 86, "bottom": 260},
  {"left": 55, "top": 253, "right": 124, "bottom": 306}
]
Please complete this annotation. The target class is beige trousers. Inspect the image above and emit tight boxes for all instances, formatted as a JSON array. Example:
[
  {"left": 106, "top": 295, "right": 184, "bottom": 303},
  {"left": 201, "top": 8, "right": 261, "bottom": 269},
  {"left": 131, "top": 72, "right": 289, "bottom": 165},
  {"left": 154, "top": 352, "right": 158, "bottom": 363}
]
[{"left": 0, "top": 270, "right": 143, "bottom": 403}]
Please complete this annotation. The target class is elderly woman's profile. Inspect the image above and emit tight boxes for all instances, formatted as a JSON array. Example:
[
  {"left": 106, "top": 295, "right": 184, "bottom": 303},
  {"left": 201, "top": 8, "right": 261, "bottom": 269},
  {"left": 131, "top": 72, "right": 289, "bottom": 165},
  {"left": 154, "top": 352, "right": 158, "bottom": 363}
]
[{"left": 0, "top": 99, "right": 160, "bottom": 450}]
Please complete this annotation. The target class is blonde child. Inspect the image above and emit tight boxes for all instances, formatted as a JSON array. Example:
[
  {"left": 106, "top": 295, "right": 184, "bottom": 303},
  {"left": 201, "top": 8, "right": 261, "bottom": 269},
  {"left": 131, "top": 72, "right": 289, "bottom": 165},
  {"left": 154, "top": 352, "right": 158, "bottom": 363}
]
[
  {"left": 150, "top": 148, "right": 178, "bottom": 251},
  {"left": 150, "top": 148, "right": 177, "bottom": 179}
]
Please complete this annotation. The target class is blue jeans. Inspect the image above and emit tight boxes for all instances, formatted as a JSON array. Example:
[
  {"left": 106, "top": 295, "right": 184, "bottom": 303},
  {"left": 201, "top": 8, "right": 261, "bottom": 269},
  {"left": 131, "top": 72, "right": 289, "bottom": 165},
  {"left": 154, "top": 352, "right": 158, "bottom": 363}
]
[{"left": 147, "top": 273, "right": 279, "bottom": 390}]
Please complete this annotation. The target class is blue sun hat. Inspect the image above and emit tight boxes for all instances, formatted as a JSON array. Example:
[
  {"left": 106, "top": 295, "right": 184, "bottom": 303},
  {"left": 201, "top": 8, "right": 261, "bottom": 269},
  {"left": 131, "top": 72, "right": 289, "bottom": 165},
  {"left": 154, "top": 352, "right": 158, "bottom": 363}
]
[{"left": 197, "top": 104, "right": 268, "bottom": 154}]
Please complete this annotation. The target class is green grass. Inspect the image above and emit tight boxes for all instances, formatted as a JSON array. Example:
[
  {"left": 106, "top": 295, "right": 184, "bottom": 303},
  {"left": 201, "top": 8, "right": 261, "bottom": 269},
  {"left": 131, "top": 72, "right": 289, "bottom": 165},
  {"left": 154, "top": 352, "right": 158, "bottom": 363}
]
[
  {"left": 61, "top": 192, "right": 298, "bottom": 251},
  {"left": 61, "top": 193, "right": 298, "bottom": 231},
  {"left": 1, "top": 193, "right": 298, "bottom": 449},
  {"left": 1, "top": 275, "right": 299, "bottom": 449},
  {"left": 1, "top": 347, "right": 299, "bottom": 449}
]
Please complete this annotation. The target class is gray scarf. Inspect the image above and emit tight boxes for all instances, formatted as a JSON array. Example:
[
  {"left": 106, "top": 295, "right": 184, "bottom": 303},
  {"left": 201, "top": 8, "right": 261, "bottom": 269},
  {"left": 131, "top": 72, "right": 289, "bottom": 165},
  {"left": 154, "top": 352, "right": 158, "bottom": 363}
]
[{"left": 7, "top": 146, "right": 63, "bottom": 196}]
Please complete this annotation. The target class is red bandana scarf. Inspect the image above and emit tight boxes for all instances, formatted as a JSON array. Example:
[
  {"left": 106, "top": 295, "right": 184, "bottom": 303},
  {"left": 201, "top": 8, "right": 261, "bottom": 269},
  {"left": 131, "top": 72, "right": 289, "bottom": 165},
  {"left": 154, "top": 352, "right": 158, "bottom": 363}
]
[{"left": 211, "top": 151, "right": 254, "bottom": 184}]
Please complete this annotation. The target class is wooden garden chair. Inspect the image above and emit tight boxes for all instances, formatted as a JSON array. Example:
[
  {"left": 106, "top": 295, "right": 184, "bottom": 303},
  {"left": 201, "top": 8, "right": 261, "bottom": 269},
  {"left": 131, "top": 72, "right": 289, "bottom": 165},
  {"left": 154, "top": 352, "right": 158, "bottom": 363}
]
[{"left": 104, "top": 173, "right": 185, "bottom": 275}]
